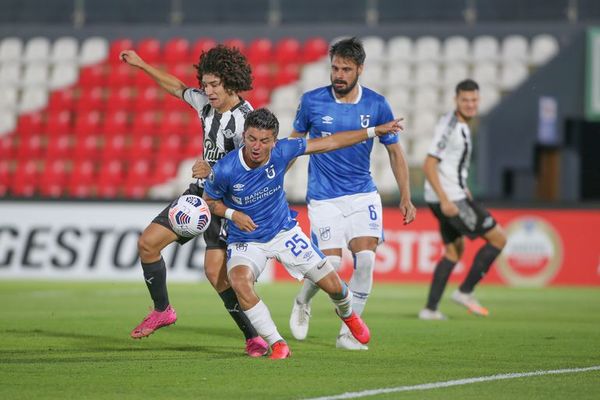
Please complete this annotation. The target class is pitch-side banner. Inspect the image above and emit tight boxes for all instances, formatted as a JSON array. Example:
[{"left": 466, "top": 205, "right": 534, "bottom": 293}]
[
  {"left": 273, "top": 207, "right": 600, "bottom": 287},
  {"left": 0, "top": 201, "right": 273, "bottom": 282}
]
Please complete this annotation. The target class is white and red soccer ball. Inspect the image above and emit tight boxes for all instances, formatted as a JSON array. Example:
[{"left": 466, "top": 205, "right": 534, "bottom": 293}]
[{"left": 168, "top": 195, "right": 211, "bottom": 238}]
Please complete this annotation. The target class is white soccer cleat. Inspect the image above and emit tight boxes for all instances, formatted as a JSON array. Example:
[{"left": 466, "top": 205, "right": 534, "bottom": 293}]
[
  {"left": 451, "top": 289, "right": 489, "bottom": 316},
  {"left": 289, "top": 300, "right": 311, "bottom": 340},
  {"left": 418, "top": 308, "right": 448, "bottom": 321},
  {"left": 336, "top": 332, "right": 369, "bottom": 351}
]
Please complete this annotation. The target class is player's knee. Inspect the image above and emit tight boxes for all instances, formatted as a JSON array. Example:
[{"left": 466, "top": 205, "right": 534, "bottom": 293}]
[
  {"left": 445, "top": 240, "right": 463, "bottom": 262},
  {"left": 487, "top": 226, "right": 507, "bottom": 250},
  {"left": 327, "top": 255, "right": 342, "bottom": 272},
  {"left": 353, "top": 250, "right": 375, "bottom": 277},
  {"left": 137, "top": 234, "right": 159, "bottom": 260}
]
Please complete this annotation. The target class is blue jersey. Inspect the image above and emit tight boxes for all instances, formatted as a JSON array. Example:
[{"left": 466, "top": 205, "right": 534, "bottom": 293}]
[
  {"left": 293, "top": 85, "right": 399, "bottom": 201},
  {"left": 204, "top": 138, "right": 307, "bottom": 243}
]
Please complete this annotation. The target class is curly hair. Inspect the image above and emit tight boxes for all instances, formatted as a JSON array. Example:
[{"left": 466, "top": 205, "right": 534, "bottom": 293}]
[{"left": 194, "top": 45, "right": 253, "bottom": 93}]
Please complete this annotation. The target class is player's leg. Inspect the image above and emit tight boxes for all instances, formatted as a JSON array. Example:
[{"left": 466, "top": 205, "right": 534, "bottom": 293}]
[
  {"left": 227, "top": 244, "right": 289, "bottom": 359},
  {"left": 131, "top": 222, "right": 178, "bottom": 338}
]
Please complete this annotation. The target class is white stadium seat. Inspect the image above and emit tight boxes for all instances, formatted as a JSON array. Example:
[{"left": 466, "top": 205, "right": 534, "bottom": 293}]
[
  {"left": 386, "top": 87, "right": 412, "bottom": 113},
  {"left": 49, "top": 62, "right": 79, "bottom": 89},
  {"left": 300, "top": 60, "right": 329, "bottom": 92},
  {"left": 0, "top": 111, "right": 17, "bottom": 136},
  {"left": 443, "top": 35, "right": 470, "bottom": 63},
  {"left": 501, "top": 34, "right": 529, "bottom": 63},
  {"left": 0, "top": 37, "right": 23, "bottom": 63},
  {"left": 413, "top": 85, "right": 440, "bottom": 112},
  {"left": 499, "top": 61, "right": 529, "bottom": 90},
  {"left": 19, "top": 87, "right": 48, "bottom": 113},
  {"left": 472, "top": 61, "right": 498, "bottom": 86},
  {"left": 277, "top": 114, "right": 295, "bottom": 138},
  {"left": 361, "top": 36, "right": 386, "bottom": 63},
  {"left": 79, "top": 36, "right": 109, "bottom": 66},
  {"left": 21, "top": 64, "right": 49, "bottom": 87},
  {"left": 442, "top": 62, "right": 469, "bottom": 87},
  {"left": 414, "top": 36, "right": 442, "bottom": 63},
  {"left": 530, "top": 34, "right": 559, "bottom": 66},
  {"left": 0, "top": 86, "right": 19, "bottom": 111},
  {"left": 385, "top": 63, "right": 412, "bottom": 88},
  {"left": 413, "top": 62, "right": 440, "bottom": 87},
  {"left": 23, "top": 37, "right": 51, "bottom": 64},
  {"left": 472, "top": 35, "right": 500, "bottom": 63},
  {"left": 51, "top": 36, "right": 79, "bottom": 64},
  {"left": 412, "top": 110, "right": 438, "bottom": 136},
  {"left": 441, "top": 86, "right": 457, "bottom": 111},
  {"left": 360, "top": 62, "right": 385, "bottom": 93},
  {"left": 386, "top": 36, "right": 413, "bottom": 63},
  {"left": 0, "top": 63, "right": 21, "bottom": 87},
  {"left": 269, "top": 84, "right": 301, "bottom": 114},
  {"left": 284, "top": 154, "right": 308, "bottom": 202},
  {"left": 479, "top": 85, "right": 502, "bottom": 114}
]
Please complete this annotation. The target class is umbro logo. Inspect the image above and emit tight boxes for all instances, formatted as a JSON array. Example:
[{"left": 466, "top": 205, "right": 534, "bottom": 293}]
[
  {"left": 322, "top": 115, "right": 334, "bottom": 124},
  {"left": 233, "top": 183, "right": 245, "bottom": 191}
]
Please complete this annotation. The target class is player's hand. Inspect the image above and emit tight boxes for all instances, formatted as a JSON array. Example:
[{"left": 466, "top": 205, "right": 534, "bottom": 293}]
[
  {"left": 374, "top": 118, "right": 404, "bottom": 136},
  {"left": 440, "top": 199, "right": 459, "bottom": 217},
  {"left": 231, "top": 211, "right": 258, "bottom": 232},
  {"left": 400, "top": 198, "right": 416, "bottom": 225},
  {"left": 192, "top": 160, "right": 212, "bottom": 179},
  {"left": 119, "top": 50, "right": 144, "bottom": 67}
]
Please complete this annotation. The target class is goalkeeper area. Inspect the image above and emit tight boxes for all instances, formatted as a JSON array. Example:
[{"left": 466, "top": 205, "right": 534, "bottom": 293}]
[{"left": 1, "top": 281, "right": 599, "bottom": 399}]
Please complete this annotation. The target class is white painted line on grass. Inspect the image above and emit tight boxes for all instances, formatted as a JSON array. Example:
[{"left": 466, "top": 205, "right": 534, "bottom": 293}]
[{"left": 303, "top": 365, "right": 600, "bottom": 400}]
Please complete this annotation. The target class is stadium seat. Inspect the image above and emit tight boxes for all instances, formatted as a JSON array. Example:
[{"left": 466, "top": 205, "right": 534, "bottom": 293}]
[
  {"left": 385, "top": 63, "right": 412, "bottom": 88},
  {"left": 163, "top": 38, "right": 190, "bottom": 65},
  {"left": 0, "top": 111, "right": 16, "bottom": 136},
  {"left": 472, "top": 35, "right": 500, "bottom": 63},
  {"left": 48, "top": 88, "right": 76, "bottom": 113},
  {"left": 247, "top": 38, "right": 273, "bottom": 65},
  {"left": 0, "top": 37, "right": 23, "bottom": 63},
  {"left": 386, "top": 36, "right": 413, "bottom": 63},
  {"left": 472, "top": 62, "right": 499, "bottom": 86},
  {"left": 103, "top": 110, "right": 130, "bottom": 136},
  {"left": 158, "top": 111, "right": 186, "bottom": 137},
  {"left": 183, "top": 135, "right": 203, "bottom": 158},
  {"left": 49, "top": 62, "right": 79, "bottom": 89},
  {"left": 102, "top": 134, "right": 128, "bottom": 161},
  {"left": 499, "top": 61, "right": 529, "bottom": 90},
  {"left": 442, "top": 62, "right": 469, "bottom": 87},
  {"left": 152, "top": 160, "right": 178, "bottom": 184},
  {"left": 478, "top": 84, "right": 501, "bottom": 114},
  {"left": 109, "top": 38, "right": 134, "bottom": 65},
  {"left": 46, "top": 133, "right": 73, "bottom": 161},
  {"left": 18, "top": 135, "right": 44, "bottom": 162},
  {"left": 136, "top": 38, "right": 161, "bottom": 64},
  {"left": 50, "top": 36, "right": 78, "bottom": 64},
  {"left": 413, "top": 62, "right": 441, "bottom": 87},
  {"left": 76, "top": 86, "right": 105, "bottom": 113},
  {"left": 107, "top": 86, "right": 134, "bottom": 112},
  {"left": 79, "top": 64, "right": 106, "bottom": 87},
  {"left": 361, "top": 36, "right": 386, "bottom": 63},
  {"left": 124, "top": 159, "right": 152, "bottom": 197},
  {"left": 156, "top": 135, "right": 183, "bottom": 161},
  {"left": 443, "top": 35, "right": 470, "bottom": 63},
  {"left": 97, "top": 160, "right": 125, "bottom": 198},
  {"left": 273, "top": 63, "right": 299, "bottom": 87},
  {"left": 530, "top": 34, "right": 559, "bottom": 66},
  {"left": 252, "top": 63, "right": 272, "bottom": 89},
  {"left": 22, "top": 64, "right": 49, "bottom": 87},
  {"left": 19, "top": 87, "right": 48, "bottom": 113},
  {"left": 39, "top": 159, "right": 68, "bottom": 197},
  {"left": 133, "top": 86, "right": 161, "bottom": 112},
  {"left": 0, "top": 135, "right": 15, "bottom": 160},
  {"left": 17, "top": 111, "right": 45, "bottom": 136},
  {"left": 67, "top": 159, "right": 95, "bottom": 197},
  {"left": 0, "top": 159, "right": 10, "bottom": 196},
  {"left": 171, "top": 62, "right": 197, "bottom": 88},
  {"left": 360, "top": 63, "right": 385, "bottom": 93},
  {"left": 74, "top": 110, "right": 102, "bottom": 136},
  {"left": 414, "top": 36, "right": 442, "bottom": 63},
  {"left": 0, "top": 63, "right": 21, "bottom": 88},
  {"left": 45, "top": 110, "right": 72, "bottom": 136},
  {"left": 414, "top": 85, "right": 441, "bottom": 112},
  {"left": 106, "top": 63, "right": 132, "bottom": 87},
  {"left": 269, "top": 84, "right": 300, "bottom": 114},
  {"left": 386, "top": 88, "right": 411, "bottom": 112},
  {"left": 222, "top": 38, "right": 246, "bottom": 54},
  {"left": 79, "top": 36, "right": 109, "bottom": 66},
  {"left": 0, "top": 86, "right": 18, "bottom": 112},
  {"left": 132, "top": 111, "right": 158, "bottom": 137},
  {"left": 10, "top": 159, "right": 38, "bottom": 197},
  {"left": 73, "top": 134, "right": 103, "bottom": 162},
  {"left": 191, "top": 38, "right": 217, "bottom": 62},
  {"left": 245, "top": 86, "right": 270, "bottom": 109},
  {"left": 23, "top": 37, "right": 51, "bottom": 64},
  {"left": 302, "top": 37, "right": 328, "bottom": 63},
  {"left": 501, "top": 34, "right": 529, "bottom": 63},
  {"left": 129, "top": 134, "right": 154, "bottom": 161},
  {"left": 274, "top": 38, "right": 301, "bottom": 66},
  {"left": 300, "top": 60, "right": 329, "bottom": 91}
]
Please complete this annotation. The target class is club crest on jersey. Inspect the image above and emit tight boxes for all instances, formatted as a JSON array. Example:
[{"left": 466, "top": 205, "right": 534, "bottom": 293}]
[
  {"left": 322, "top": 115, "right": 334, "bottom": 124},
  {"left": 319, "top": 227, "right": 331, "bottom": 241},
  {"left": 265, "top": 165, "right": 276, "bottom": 179},
  {"left": 236, "top": 243, "right": 248, "bottom": 252},
  {"left": 223, "top": 128, "right": 235, "bottom": 138},
  {"left": 360, "top": 114, "right": 371, "bottom": 128}
]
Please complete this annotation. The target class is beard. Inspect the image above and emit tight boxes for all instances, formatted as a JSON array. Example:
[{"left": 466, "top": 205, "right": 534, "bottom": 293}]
[{"left": 331, "top": 75, "right": 359, "bottom": 96}]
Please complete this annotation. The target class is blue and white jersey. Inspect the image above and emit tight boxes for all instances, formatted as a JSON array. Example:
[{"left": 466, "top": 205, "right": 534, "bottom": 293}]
[
  {"left": 293, "top": 84, "right": 399, "bottom": 201},
  {"left": 204, "top": 138, "right": 307, "bottom": 244}
]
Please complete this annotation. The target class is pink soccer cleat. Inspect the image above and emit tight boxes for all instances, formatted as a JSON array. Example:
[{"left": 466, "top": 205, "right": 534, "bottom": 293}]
[
  {"left": 130, "top": 305, "right": 177, "bottom": 339},
  {"left": 269, "top": 341, "right": 291, "bottom": 360},
  {"left": 340, "top": 312, "right": 370, "bottom": 345},
  {"left": 245, "top": 336, "right": 269, "bottom": 357}
]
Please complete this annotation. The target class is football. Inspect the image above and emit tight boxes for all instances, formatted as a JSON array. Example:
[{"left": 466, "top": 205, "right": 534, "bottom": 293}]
[{"left": 168, "top": 195, "right": 212, "bottom": 238}]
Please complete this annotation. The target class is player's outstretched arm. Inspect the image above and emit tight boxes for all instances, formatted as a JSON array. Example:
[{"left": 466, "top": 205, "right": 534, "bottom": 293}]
[
  {"left": 304, "top": 119, "right": 404, "bottom": 155},
  {"left": 120, "top": 50, "right": 187, "bottom": 99},
  {"left": 203, "top": 194, "right": 258, "bottom": 232},
  {"left": 386, "top": 142, "right": 416, "bottom": 225}
]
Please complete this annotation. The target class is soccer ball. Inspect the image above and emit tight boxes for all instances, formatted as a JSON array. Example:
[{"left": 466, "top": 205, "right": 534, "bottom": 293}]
[{"left": 168, "top": 195, "right": 211, "bottom": 238}]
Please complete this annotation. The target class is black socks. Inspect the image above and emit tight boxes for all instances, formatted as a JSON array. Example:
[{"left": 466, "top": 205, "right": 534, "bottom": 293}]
[
  {"left": 426, "top": 258, "right": 457, "bottom": 310},
  {"left": 219, "top": 287, "right": 259, "bottom": 340},
  {"left": 142, "top": 258, "right": 169, "bottom": 311},
  {"left": 460, "top": 243, "right": 502, "bottom": 293}
]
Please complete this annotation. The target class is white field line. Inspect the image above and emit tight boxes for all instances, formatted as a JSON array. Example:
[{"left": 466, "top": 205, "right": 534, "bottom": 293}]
[{"left": 302, "top": 365, "right": 600, "bottom": 400}]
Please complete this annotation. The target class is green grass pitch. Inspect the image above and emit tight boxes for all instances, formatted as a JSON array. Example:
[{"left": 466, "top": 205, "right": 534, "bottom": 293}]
[{"left": 1, "top": 281, "right": 599, "bottom": 399}]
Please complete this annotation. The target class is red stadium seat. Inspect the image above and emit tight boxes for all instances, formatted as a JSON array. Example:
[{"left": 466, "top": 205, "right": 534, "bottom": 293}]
[
  {"left": 186, "top": 115, "right": 203, "bottom": 137},
  {"left": 252, "top": 63, "right": 272, "bottom": 89},
  {"left": 158, "top": 111, "right": 186, "bottom": 137},
  {"left": 109, "top": 38, "right": 134, "bottom": 65},
  {"left": 17, "top": 112, "right": 45, "bottom": 136},
  {"left": 172, "top": 62, "right": 197, "bottom": 88},
  {"left": 274, "top": 38, "right": 301, "bottom": 66},
  {"left": 247, "top": 38, "right": 273, "bottom": 65},
  {"left": 0, "top": 135, "right": 16, "bottom": 161},
  {"left": 223, "top": 38, "right": 246, "bottom": 54},
  {"left": 133, "top": 86, "right": 161, "bottom": 112},
  {"left": 106, "top": 87, "right": 134, "bottom": 113},
  {"left": 46, "top": 134, "right": 73, "bottom": 161},
  {"left": 68, "top": 159, "right": 96, "bottom": 198},
  {"left": 163, "top": 90, "right": 185, "bottom": 111},
  {"left": 152, "top": 159, "right": 178, "bottom": 183},
  {"left": 131, "top": 111, "right": 157, "bottom": 137},
  {"left": 73, "top": 134, "right": 102, "bottom": 162},
  {"left": 136, "top": 38, "right": 161, "bottom": 64},
  {"left": 76, "top": 86, "right": 105, "bottom": 113},
  {"left": 245, "top": 86, "right": 270, "bottom": 109},
  {"left": 103, "top": 110, "right": 130, "bottom": 136},
  {"left": 11, "top": 159, "right": 38, "bottom": 197},
  {"left": 273, "top": 63, "right": 300, "bottom": 86},
  {"left": 73, "top": 111, "right": 102, "bottom": 136},
  {"left": 0, "top": 159, "right": 11, "bottom": 195},
  {"left": 79, "top": 64, "right": 106, "bottom": 87},
  {"left": 102, "top": 134, "right": 128, "bottom": 161},
  {"left": 191, "top": 38, "right": 217, "bottom": 62},
  {"left": 184, "top": 136, "right": 203, "bottom": 158},
  {"left": 45, "top": 111, "right": 72, "bottom": 136},
  {"left": 39, "top": 159, "right": 68, "bottom": 197},
  {"left": 163, "top": 38, "right": 190, "bottom": 65},
  {"left": 48, "top": 88, "right": 75, "bottom": 113},
  {"left": 125, "top": 159, "right": 152, "bottom": 187},
  {"left": 129, "top": 134, "right": 154, "bottom": 161},
  {"left": 302, "top": 37, "right": 329, "bottom": 63},
  {"left": 97, "top": 159, "right": 125, "bottom": 197},
  {"left": 156, "top": 135, "right": 183, "bottom": 161},
  {"left": 106, "top": 63, "right": 132, "bottom": 87},
  {"left": 17, "top": 134, "right": 44, "bottom": 160}
]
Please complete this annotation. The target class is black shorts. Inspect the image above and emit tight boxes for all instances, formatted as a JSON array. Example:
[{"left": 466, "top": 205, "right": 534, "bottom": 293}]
[
  {"left": 152, "top": 183, "right": 227, "bottom": 249},
  {"left": 428, "top": 198, "right": 497, "bottom": 244}
]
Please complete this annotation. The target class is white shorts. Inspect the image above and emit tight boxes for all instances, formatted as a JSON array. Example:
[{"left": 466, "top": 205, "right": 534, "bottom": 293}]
[
  {"left": 308, "top": 191, "right": 383, "bottom": 250},
  {"left": 227, "top": 225, "right": 327, "bottom": 281}
]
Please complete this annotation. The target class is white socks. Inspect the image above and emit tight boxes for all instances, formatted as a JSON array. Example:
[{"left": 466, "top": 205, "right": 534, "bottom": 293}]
[
  {"left": 296, "top": 255, "right": 342, "bottom": 304},
  {"left": 244, "top": 300, "right": 283, "bottom": 346},
  {"left": 329, "top": 285, "right": 353, "bottom": 319},
  {"left": 348, "top": 250, "right": 375, "bottom": 316}
]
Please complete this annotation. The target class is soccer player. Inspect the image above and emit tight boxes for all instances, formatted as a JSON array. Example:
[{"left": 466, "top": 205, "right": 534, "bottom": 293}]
[
  {"left": 418, "top": 79, "right": 507, "bottom": 320},
  {"left": 203, "top": 108, "right": 403, "bottom": 359},
  {"left": 288, "top": 37, "right": 416, "bottom": 350},
  {"left": 120, "top": 45, "right": 269, "bottom": 357}
]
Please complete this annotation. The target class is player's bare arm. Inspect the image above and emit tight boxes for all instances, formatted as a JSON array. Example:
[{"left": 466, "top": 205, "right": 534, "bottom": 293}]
[
  {"left": 304, "top": 119, "right": 404, "bottom": 155},
  {"left": 203, "top": 194, "right": 258, "bottom": 232},
  {"left": 120, "top": 49, "right": 187, "bottom": 99},
  {"left": 385, "top": 143, "right": 416, "bottom": 224},
  {"left": 192, "top": 160, "right": 212, "bottom": 179},
  {"left": 423, "top": 155, "right": 459, "bottom": 216}
]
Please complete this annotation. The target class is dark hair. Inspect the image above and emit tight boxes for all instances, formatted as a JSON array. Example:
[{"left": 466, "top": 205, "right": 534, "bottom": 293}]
[
  {"left": 244, "top": 108, "right": 279, "bottom": 138},
  {"left": 329, "top": 37, "right": 366, "bottom": 66},
  {"left": 455, "top": 79, "right": 479, "bottom": 95},
  {"left": 194, "top": 45, "right": 253, "bottom": 92}
]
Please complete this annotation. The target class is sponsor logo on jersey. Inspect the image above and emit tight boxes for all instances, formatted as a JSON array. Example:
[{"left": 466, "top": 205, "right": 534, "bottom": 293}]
[
  {"left": 360, "top": 114, "right": 371, "bottom": 128},
  {"left": 222, "top": 128, "right": 235, "bottom": 138},
  {"left": 233, "top": 183, "right": 245, "bottom": 192},
  {"left": 496, "top": 217, "right": 563, "bottom": 287},
  {"left": 319, "top": 227, "right": 331, "bottom": 241},
  {"left": 322, "top": 115, "right": 334, "bottom": 124}
]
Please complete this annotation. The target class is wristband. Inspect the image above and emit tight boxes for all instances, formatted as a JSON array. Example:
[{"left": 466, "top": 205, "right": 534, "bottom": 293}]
[
  {"left": 366, "top": 127, "right": 376, "bottom": 138},
  {"left": 224, "top": 208, "right": 235, "bottom": 220}
]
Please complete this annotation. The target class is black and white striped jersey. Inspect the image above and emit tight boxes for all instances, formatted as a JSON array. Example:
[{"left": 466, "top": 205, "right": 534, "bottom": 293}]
[
  {"left": 182, "top": 88, "right": 253, "bottom": 166},
  {"left": 424, "top": 111, "right": 472, "bottom": 203}
]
